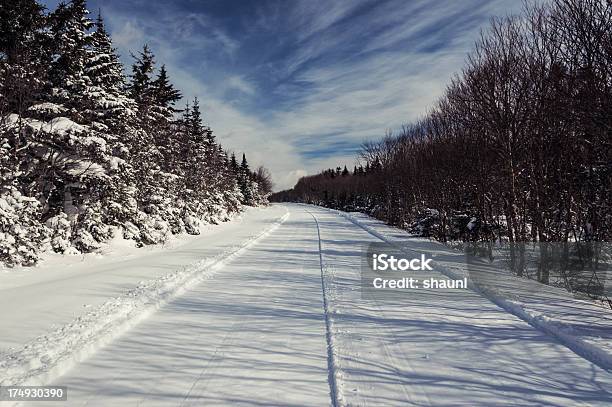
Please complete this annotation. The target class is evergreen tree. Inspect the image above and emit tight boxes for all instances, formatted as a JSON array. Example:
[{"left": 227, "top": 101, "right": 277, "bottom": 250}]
[
  {"left": 125, "top": 45, "right": 177, "bottom": 243},
  {"left": 88, "top": 12, "right": 122, "bottom": 91},
  {"left": 83, "top": 11, "right": 134, "bottom": 129},
  {"left": 47, "top": 0, "right": 93, "bottom": 117},
  {"left": 181, "top": 98, "right": 210, "bottom": 215},
  {"left": 151, "top": 65, "right": 181, "bottom": 117},
  {"left": 189, "top": 97, "right": 204, "bottom": 142},
  {"left": 229, "top": 152, "right": 239, "bottom": 174},
  {"left": 237, "top": 153, "right": 257, "bottom": 205},
  {"left": 81, "top": 12, "right": 141, "bottom": 236},
  {"left": 127, "top": 44, "right": 155, "bottom": 109},
  {"left": 240, "top": 153, "right": 250, "bottom": 175},
  {"left": 148, "top": 64, "right": 182, "bottom": 172},
  {"left": 0, "top": 0, "right": 49, "bottom": 115},
  {"left": 0, "top": 0, "right": 268, "bottom": 266},
  {"left": 0, "top": 0, "right": 52, "bottom": 263}
]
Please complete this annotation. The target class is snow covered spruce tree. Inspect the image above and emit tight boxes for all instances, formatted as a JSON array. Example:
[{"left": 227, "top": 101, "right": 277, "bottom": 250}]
[
  {"left": 0, "top": 0, "right": 51, "bottom": 265},
  {"left": 82, "top": 12, "right": 141, "bottom": 243},
  {"left": 0, "top": 0, "right": 270, "bottom": 267},
  {"left": 25, "top": 0, "right": 133, "bottom": 252},
  {"left": 234, "top": 152, "right": 271, "bottom": 206},
  {"left": 178, "top": 98, "right": 242, "bottom": 227},
  {"left": 126, "top": 45, "right": 181, "bottom": 242}
]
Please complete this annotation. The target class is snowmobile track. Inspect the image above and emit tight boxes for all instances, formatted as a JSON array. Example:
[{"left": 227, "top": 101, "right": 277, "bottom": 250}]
[{"left": 305, "top": 209, "right": 345, "bottom": 407}]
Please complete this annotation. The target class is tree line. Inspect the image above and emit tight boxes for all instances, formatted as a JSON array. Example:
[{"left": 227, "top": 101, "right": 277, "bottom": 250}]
[
  {"left": 272, "top": 0, "right": 611, "bottom": 245},
  {"left": 0, "top": 0, "right": 272, "bottom": 266}
]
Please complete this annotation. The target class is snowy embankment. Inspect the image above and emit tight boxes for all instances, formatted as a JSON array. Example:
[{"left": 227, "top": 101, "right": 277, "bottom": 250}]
[
  {"left": 327, "top": 207, "right": 612, "bottom": 372},
  {"left": 0, "top": 207, "right": 289, "bottom": 387}
]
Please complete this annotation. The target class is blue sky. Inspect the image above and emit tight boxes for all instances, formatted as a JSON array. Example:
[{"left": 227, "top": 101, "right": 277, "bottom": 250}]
[{"left": 42, "top": 0, "right": 526, "bottom": 190}]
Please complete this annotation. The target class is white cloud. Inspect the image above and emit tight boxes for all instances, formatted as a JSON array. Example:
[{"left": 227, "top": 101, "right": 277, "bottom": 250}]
[
  {"left": 99, "top": 0, "right": 524, "bottom": 190},
  {"left": 111, "top": 20, "right": 145, "bottom": 51},
  {"left": 226, "top": 76, "right": 255, "bottom": 95}
]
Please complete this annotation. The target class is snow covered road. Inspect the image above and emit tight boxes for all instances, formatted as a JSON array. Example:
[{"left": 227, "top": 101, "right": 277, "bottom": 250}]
[
  {"left": 0, "top": 206, "right": 288, "bottom": 352},
  {"left": 28, "top": 205, "right": 331, "bottom": 406},
  {"left": 6, "top": 204, "right": 612, "bottom": 406}
]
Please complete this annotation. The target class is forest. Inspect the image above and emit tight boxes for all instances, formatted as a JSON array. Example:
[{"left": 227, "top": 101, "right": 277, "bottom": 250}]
[
  {"left": 0, "top": 0, "right": 272, "bottom": 266},
  {"left": 273, "top": 0, "right": 611, "bottom": 246}
]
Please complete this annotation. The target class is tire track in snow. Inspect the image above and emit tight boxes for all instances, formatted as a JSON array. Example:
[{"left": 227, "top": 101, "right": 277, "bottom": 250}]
[
  {"left": 307, "top": 206, "right": 431, "bottom": 406},
  {"left": 305, "top": 209, "right": 346, "bottom": 407}
]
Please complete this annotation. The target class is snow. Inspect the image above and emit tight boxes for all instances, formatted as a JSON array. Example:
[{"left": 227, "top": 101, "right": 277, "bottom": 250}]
[
  {"left": 330, "top": 207, "right": 612, "bottom": 372},
  {"left": 79, "top": 135, "right": 106, "bottom": 149},
  {"left": 43, "top": 117, "right": 86, "bottom": 135},
  {"left": 0, "top": 189, "right": 47, "bottom": 267},
  {"left": 26, "top": 103, "right": 67, "bottom": 115},
  {"left": 466, "top": 217, "right": 477, "bottom": 230},
  {"left": 305, "top": 209, "right": 345, "bottom": 407},
  {"left": 107, "top": 156, "right": 123, "bottom": 171},
  {"left": 2, "top": 114, "right": 86, "bottom": 136},
  {"left": 309, "top": 205, "right": 612, "bottom": 405},
  {"left": 0, "top": 206, "right": 288, "bottom": 385},
  {"left": 1, "top": 204, "right": 611, "bottom": 406},
  {"left": 65, "top": 160, "right": 106, "bottom": 177}
]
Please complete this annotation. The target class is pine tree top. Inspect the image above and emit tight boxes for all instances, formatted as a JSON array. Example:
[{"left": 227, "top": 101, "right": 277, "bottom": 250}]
[
  {"left": 241, "top": 153, "right": 250, "bottom": 172},
  {"left": 152, "top": 65, "right": 182, "bottom": 108},
  {"left": 128, "top": 44, "right": 155, "bottom": 103}
]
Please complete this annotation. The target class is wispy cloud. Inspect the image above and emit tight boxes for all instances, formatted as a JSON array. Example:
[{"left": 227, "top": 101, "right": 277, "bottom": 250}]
[
  {"left": 42, "top": 0, "right": 526, "bottom": 189},
  {"left": 226, "top": 76, "right": 255, "bottom": 95}
]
